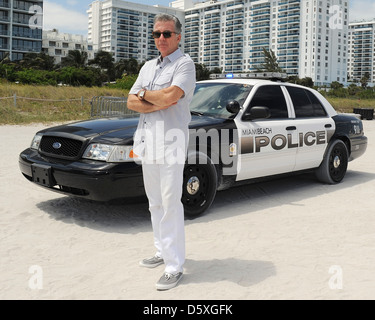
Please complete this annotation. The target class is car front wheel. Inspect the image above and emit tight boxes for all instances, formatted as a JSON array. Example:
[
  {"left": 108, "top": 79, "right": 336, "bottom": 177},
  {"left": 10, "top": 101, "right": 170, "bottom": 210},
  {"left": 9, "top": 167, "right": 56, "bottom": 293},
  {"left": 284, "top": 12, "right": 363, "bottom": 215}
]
[
  {"left": 315, "top": 139, "right": 349, "bottom": 184},
  {"left": 182, "top": 162, "right": 218, "bottom": 218}
]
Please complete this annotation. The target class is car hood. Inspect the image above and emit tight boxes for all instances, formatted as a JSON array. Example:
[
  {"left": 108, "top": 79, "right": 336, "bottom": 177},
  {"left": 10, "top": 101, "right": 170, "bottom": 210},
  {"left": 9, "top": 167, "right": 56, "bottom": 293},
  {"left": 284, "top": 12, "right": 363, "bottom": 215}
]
[
  {"left": 37, "top": 115, "right": 230, "bottom": 144},
  {"left": 38, "top": 116, "right": 140, "bottom": 143}
]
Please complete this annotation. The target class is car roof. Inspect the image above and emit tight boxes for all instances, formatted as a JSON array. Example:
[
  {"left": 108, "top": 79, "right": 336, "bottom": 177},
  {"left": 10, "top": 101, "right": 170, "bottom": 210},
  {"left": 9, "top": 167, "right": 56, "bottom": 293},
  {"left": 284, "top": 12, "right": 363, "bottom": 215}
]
[
  {"left": 198, "top": 78, "right": 315, "bottom": 92},
  {"left": 197, "top": 77, "right": 338, "bottom": 117},
  {"left": 198, "top": 78, "right": 274, "bottom": 86}
]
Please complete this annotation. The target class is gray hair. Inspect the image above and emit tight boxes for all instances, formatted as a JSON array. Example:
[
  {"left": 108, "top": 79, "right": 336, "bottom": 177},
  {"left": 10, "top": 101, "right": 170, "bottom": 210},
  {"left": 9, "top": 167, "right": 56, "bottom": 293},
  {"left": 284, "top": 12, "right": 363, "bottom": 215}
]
[{"left": 154, "top": 14, "right": 182, "bottom": 34}]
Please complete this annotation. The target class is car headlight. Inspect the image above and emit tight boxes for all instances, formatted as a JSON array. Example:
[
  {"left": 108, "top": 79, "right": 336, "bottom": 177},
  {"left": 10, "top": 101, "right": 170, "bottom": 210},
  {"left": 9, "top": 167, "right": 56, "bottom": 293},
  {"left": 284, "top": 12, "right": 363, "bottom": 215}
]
[
  {"left": 30, "top": 133, "right": 43, "bottom": 150},
  {"left": 83, "top": 144, "right": 135, "bottom": 162}
]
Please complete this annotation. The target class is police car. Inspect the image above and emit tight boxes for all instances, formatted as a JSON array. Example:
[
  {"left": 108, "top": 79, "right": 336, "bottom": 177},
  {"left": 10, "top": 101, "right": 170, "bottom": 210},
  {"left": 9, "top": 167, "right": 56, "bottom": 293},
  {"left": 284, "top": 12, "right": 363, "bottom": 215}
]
[{"left": 19, "top": 73, "right": 368, "bottom": 217}]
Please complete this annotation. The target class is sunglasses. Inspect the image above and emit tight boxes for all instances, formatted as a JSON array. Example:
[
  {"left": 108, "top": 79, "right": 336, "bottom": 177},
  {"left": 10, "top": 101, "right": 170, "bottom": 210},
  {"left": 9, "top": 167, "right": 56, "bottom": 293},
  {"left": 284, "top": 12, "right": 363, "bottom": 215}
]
[{"left": 152, "top": 31, "right": 179, "bottom": 39}]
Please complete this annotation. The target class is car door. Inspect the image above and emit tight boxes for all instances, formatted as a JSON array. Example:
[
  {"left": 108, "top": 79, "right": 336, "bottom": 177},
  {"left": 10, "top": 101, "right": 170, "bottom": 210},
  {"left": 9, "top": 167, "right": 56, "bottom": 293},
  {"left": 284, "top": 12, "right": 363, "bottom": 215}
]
[
  {"left": 235, "top": 84, "right": 297, "bottom": 181},
  {"left": 284, "top": 85, "right": 335, "bottom": 171}
]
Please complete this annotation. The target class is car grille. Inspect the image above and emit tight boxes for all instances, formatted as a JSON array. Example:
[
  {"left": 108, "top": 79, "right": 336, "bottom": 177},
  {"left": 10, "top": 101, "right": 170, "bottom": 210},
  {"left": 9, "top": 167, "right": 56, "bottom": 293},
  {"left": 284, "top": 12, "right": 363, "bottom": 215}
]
[{"left": 40, "top": 136, "right": 84, "bottom": 159}]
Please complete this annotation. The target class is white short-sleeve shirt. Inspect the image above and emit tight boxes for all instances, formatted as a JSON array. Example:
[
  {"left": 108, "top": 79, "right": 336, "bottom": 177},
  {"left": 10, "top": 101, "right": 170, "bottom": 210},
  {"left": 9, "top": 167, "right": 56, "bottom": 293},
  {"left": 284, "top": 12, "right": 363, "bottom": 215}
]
[{"left": 129, "top": 49, "right": 196, "bottom": 163}]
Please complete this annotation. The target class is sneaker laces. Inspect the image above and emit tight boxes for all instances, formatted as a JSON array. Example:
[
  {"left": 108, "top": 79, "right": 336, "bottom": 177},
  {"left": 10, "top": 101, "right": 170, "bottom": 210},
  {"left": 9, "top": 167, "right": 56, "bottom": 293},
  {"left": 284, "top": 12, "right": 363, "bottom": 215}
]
[{"left": 164, "top": 273, "right": 173, "bottom": 280}]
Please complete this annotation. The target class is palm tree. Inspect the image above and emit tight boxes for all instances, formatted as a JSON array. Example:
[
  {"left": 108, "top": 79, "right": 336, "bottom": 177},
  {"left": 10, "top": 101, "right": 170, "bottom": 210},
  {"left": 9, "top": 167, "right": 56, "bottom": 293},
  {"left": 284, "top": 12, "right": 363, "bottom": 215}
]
[
  {"left": 360, "top": 72, "right": 370, "bottom": 88},
  {"left": 19, "top": 52, "right": 55, "bottom": 71},
  {"left": 88, "top": 50, "right": 115, "bottom": 81},
  {"left": 0, "top": 52, "right": 10, "bottom": 64},
  {"left": 88, "top": 50, "right": 114, "bottom": 70},
  {"left": 114, "top": 58, "right": 139, "bottom": 79},
  {"left": 195, "top": 63, "right": 211, "bottom": 81},
  {"left": 257, "top": 48, "right": 284, "bottom": 73},
  {"left": 61, "top": 50, "right": 88, "bottom": 68}
]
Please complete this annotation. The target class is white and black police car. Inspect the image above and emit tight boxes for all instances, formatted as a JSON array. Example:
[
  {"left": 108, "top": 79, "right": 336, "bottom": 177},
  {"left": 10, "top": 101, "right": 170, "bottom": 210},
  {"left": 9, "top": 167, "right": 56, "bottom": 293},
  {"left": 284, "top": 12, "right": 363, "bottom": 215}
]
[{"left": 19, "top": 73, "right": 368, "bottom": 217}]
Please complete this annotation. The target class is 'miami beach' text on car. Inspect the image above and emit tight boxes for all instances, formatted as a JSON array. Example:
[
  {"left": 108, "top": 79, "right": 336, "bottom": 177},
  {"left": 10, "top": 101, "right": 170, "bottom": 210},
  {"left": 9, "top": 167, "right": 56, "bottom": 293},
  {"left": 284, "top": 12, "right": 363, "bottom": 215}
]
[{"left": 19, "top": 73, "right": 368, "bottom": 217}]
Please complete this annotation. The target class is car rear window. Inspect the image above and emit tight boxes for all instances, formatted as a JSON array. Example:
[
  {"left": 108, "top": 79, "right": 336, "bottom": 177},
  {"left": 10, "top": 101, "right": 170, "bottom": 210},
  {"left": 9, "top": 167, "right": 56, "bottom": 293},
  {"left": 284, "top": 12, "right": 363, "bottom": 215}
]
[{"left": 286, "top": 86, "right": 327, "bottom": 118}]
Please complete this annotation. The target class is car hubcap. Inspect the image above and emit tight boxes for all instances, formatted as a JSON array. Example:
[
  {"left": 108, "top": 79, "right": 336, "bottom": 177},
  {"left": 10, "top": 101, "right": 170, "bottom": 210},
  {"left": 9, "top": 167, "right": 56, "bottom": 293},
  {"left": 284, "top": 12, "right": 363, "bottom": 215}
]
[
  {"left": 333, "top": 155, "right": 341, "bottom": 169},
  {"left": 187, "top": 176, "right": 200, "bottom": 195}
]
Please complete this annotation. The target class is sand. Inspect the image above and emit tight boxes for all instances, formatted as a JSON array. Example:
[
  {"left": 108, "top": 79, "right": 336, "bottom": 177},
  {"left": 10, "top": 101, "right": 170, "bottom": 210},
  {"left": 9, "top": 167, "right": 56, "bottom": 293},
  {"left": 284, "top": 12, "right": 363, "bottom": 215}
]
[{"left": 1, "top": 120, "right": 375, "bottom": 300}]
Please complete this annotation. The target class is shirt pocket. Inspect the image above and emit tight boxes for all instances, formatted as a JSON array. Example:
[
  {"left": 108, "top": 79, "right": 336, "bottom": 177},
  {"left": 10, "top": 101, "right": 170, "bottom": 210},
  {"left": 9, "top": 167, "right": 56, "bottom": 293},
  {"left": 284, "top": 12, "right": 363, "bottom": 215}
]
[
  {"left": 153, "top": 72, "right": 173, "bottom": 90},
  {"left": 141, "top": 78, "right": 151, "bottom": 90}
]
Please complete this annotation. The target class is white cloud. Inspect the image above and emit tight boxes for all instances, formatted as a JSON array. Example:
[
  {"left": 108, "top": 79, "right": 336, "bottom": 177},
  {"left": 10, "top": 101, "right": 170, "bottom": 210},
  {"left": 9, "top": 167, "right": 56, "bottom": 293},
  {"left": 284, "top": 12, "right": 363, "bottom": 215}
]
[
  {"left": 349, "top": 0, "right": 375, "bottom": 22},
  {"left": 43, "top": 1, "right": 88, "bottom": 35}
]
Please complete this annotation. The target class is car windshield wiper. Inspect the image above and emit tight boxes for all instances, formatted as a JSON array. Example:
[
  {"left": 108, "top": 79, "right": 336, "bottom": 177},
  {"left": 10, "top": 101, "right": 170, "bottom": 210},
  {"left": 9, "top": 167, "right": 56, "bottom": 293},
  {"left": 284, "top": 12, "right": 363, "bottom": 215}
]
[{"left": 191, "top": 110, "right": 204, "bottom": 116}]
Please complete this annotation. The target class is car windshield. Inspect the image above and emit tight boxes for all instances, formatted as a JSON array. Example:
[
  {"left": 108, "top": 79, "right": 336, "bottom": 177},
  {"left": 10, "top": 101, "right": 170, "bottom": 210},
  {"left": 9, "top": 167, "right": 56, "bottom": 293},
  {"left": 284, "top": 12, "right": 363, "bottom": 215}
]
[{"left": 190, "top": 82, "right": 253, "bottom": 118}]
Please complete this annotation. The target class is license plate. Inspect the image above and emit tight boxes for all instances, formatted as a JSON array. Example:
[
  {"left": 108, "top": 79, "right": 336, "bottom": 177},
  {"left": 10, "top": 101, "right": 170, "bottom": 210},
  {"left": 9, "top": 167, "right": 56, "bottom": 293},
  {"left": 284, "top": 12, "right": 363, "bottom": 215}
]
[{"left": 31, "top": 164, "right": 55, "bottom": 187}]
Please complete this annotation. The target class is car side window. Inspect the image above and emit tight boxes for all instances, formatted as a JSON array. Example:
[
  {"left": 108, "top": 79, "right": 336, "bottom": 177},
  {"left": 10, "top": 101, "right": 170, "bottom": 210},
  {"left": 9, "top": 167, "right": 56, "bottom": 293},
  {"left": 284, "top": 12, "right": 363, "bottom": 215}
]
[
  {"left": 305, "top": 90, "right": 327, "bottom": 117},
  {"left": 248, "top": 85, "right": 288, "bottom": 119},
  {"left": 286, "top": 86, "right": 327, "bottom": 118}
]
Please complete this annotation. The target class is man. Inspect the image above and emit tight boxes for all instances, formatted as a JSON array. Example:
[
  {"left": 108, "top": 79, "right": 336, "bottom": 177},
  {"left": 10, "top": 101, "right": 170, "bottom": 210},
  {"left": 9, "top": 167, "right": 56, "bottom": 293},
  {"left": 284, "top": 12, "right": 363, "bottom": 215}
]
[{"left": 127, "top": 14, "right": 196, "bottom": 291}]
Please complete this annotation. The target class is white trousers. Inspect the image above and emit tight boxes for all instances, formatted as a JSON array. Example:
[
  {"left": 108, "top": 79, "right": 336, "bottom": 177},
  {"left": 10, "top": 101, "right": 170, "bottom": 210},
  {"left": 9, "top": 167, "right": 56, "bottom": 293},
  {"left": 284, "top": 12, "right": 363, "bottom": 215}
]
[{"left": 142, "top": 161, "right": 185, "bottom": 274}]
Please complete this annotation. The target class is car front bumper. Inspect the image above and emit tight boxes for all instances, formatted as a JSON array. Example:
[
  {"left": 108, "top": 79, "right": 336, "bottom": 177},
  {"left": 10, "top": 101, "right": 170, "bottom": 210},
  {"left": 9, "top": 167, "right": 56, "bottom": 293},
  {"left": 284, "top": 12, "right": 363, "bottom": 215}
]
[{"left": 19, "top": 148, "right": 145, "bottom": 202}]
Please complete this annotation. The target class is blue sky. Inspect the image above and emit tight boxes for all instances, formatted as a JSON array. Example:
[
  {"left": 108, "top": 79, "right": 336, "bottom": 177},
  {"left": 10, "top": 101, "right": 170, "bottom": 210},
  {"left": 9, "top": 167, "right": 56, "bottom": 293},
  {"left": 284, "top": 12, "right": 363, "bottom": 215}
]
[
  {"left": 43, "top": 0, "right": 375, "bottom": 36},
  {"left": 43, "top": 0, "right": 174, "bottom": 35}
]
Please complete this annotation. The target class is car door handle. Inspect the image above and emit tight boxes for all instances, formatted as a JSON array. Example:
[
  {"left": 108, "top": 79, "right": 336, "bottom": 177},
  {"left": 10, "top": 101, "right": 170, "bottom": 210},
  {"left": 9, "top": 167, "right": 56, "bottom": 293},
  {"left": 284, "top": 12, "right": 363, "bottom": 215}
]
[
  {"left": 325, "top": 124, "right": 332, "bottom": 128},
  {"left": 286, "top": 126, "right": 297, "bottom": 131}
]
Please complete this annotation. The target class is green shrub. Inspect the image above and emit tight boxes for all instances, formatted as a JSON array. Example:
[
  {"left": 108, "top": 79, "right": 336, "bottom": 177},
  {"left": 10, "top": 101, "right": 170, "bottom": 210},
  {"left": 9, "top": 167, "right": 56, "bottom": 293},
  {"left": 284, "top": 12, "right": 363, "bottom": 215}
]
[
  {"left": 108, "top": 74, "right": 138, "bottom": 90},
  {"left": 16, "top": 69, "right": 58, "bottom": 85}
]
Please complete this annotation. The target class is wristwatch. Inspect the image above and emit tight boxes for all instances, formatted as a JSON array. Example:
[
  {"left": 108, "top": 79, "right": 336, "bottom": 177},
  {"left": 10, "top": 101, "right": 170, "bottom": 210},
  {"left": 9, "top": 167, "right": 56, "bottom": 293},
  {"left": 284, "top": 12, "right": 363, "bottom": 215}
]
[{"left": 138, "top": 89, "right": 147, "bottom": 101}]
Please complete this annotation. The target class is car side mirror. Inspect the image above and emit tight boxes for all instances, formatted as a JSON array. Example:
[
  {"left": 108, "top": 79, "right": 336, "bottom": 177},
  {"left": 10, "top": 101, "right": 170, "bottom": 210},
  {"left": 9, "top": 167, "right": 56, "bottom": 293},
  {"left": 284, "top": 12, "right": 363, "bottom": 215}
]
[
  {"left": 242, "top": 106, "right": 271, "bottom": 121},
  {"left": 226, "top": 100, "right": 241, "bottom": 115}
]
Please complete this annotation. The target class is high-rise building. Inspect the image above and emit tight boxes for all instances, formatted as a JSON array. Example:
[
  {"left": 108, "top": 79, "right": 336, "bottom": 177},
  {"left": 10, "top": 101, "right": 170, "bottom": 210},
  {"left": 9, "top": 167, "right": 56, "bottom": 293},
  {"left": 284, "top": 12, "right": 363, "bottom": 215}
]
[
  {"left": 182, "top": 0, "right": 349, "bottom": 86},
  {"left": 298, "top": 0, "right": 349, "bottom": 85},
  {"left": 348, "top": 20, "right": 375, "bottom": 85},
  {"left": 88, "top": 0, "right": 349, "bottom": 86},
  {"left": 0, "top": 0, "right": 43, "bottom": 61},
  {"left": 87, "top": 0, "right": 184, "bottom": 63}
]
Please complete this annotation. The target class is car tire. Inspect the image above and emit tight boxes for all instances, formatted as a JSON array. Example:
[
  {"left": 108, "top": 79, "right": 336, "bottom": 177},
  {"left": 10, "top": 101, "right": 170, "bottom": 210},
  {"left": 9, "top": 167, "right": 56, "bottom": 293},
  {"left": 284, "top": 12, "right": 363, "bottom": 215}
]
[
  {"left": 182, "top": 155, "right": 218, "bottom": 218},
  {"left": 315, "top": 139, "right": 349, "bottom": 184}
]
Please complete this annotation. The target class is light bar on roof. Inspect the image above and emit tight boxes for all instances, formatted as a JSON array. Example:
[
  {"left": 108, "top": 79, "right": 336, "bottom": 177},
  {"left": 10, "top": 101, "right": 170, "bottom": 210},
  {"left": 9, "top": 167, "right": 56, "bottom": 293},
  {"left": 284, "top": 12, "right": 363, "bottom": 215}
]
[{"left": 209, "top": 72, "right": 288, "bottom": 80}]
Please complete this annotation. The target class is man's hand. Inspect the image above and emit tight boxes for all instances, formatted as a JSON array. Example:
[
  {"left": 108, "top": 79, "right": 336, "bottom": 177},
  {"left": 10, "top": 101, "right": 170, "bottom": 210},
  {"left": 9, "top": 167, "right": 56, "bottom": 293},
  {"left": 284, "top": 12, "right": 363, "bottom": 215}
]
[
  {"left": 127, "top": 94, "right": 177, "bottom": 114},
  {"left": 127, "top": 85, "right": 183, "bottom": 114},
  {"left": 144, "top": 86, "right": 184, "bottom": 108}
]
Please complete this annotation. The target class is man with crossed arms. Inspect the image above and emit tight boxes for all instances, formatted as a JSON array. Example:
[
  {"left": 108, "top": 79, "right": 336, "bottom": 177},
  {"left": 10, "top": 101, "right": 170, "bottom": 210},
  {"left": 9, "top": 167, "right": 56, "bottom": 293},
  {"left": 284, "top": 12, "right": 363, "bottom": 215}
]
[{"left": 127, "top": 14, "right": 196, "bottom": 290}]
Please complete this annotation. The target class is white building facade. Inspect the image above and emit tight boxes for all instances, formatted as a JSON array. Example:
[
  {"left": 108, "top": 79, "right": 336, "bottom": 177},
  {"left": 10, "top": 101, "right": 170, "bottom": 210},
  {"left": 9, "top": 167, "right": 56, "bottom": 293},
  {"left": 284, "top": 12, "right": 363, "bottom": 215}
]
[
  {"left": 298, "top": 0, "right": 349, "bottom": 85},
  {"left": 42, "top": 29, "right": 94, "bottom": 64},
  {"left": 88, "top": 0, "right": 349, "bottom": 86},
  {"left": 87, "top": 0, "right": 184, "bottom": 63},
  {"left": 348, "top": 20, "right": 375, "bottom": 85},
  {"left": 182, "top": 0, "right": 349, "bottom": 86}
]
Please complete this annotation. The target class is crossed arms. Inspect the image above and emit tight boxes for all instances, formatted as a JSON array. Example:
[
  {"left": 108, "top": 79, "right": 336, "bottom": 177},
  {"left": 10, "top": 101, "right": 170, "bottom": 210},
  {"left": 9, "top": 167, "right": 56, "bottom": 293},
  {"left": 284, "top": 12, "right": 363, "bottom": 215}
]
[{"left": 127, "top": 86, "right": 184, "bottom": 114}]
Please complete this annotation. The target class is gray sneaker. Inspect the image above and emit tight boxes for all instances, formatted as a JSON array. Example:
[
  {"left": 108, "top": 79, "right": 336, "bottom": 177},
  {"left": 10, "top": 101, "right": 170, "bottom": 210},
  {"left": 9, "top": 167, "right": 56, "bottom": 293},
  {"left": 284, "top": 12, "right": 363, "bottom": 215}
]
[
  {"left": 156, "top": 272, "right": 183, "bottom": 291},
  {"left": 139, "top": 255, "right": 164, "bottom": 268}
]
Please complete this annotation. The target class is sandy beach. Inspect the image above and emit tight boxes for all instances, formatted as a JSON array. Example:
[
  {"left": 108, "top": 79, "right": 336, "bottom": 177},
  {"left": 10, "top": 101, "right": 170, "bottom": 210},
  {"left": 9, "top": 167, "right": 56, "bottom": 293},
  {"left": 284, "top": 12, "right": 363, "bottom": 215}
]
[{"left": 1, "top": 120, "right": 375, "bottom": 300}]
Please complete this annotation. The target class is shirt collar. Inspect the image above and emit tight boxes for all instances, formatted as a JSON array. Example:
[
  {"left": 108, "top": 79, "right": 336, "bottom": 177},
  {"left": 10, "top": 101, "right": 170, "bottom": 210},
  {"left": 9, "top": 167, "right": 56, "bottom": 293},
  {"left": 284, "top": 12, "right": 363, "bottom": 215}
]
[{"left": 157, "top": 48, "right": 183, "bottom": 65}]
